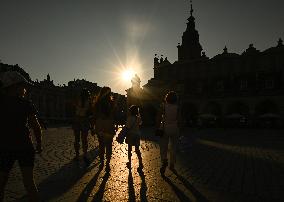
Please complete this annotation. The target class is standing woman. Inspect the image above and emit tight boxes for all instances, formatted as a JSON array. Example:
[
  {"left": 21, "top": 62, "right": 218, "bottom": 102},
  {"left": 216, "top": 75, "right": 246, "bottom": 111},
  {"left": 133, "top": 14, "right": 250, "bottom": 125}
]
[
  {"left": 72, "top": 88, "right": 92, "bottom": 165},
  {"left": 0, "top": 71, "right": 43, "bottom": 202},
  {"left": 157, "top": 91, "right": 180, "bottom": 175},
  {"left": 126, "top": 105, "right": 143, "bottom": 170},
  {"left": 93, "top": 87, "right": 116, "bottom": 171}
]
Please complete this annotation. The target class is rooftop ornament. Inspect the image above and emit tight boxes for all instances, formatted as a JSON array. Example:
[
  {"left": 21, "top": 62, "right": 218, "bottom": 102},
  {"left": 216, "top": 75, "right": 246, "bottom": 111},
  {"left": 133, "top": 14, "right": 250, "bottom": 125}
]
[{"left": 277, "top": 38, "right": 283, "bottom": 47}]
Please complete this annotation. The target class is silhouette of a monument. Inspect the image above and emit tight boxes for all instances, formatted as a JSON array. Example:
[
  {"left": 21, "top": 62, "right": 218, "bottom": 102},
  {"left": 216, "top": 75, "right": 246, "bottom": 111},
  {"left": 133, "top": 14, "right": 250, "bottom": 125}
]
[{"left": 126, "top": 74, "right": 143, "bottom": 108}]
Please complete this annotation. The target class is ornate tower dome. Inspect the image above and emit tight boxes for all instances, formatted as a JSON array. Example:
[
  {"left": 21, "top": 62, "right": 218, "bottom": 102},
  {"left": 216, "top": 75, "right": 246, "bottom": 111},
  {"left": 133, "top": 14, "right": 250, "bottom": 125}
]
[{"left": 177, "top": 0, "right": 203, "bottom": 61}]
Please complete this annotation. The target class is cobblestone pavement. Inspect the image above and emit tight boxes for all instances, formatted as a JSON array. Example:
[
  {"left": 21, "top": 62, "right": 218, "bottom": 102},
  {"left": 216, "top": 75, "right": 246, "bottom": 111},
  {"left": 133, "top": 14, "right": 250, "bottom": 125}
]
[{"left": 3, "top": 127, "right": 284, "bottom": 202}]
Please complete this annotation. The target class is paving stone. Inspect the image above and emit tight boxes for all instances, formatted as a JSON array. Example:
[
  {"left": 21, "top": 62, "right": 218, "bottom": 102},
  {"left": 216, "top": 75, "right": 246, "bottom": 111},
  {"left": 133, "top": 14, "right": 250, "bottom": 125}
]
[{"left": 3, "top": 127, "right": 284, "bottom": 202}]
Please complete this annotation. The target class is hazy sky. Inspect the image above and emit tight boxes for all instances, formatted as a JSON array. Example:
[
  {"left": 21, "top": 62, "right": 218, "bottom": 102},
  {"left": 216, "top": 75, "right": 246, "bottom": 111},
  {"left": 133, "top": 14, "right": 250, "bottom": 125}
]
[{"left": 0, "top": 0, "right": 283, "bottom": 94}]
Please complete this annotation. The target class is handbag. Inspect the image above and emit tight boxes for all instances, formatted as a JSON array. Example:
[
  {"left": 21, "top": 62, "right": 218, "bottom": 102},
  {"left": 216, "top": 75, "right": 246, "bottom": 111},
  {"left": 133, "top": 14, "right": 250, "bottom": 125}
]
[
  {"left": 116, "top": 126, "right": 128, "bottom": 144},
  {"left": 116, "top": 117, "right": 136, "bottom": 144}
]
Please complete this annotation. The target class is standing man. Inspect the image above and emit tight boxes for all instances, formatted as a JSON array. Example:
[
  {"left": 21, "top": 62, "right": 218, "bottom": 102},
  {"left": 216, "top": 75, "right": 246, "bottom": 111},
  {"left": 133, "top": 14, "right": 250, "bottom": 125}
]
[{"left": 0, "top": 71, "right": 42, "bottom": 202}]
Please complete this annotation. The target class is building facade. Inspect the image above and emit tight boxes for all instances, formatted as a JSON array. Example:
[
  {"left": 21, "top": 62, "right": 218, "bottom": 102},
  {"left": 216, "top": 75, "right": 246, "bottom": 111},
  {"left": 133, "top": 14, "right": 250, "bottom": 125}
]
[
  {"left": 140, "top": 2, "right": 284, "bottom": 127},
  {"left": 0, "top": 63, "right": 126, "bottom": 126}
]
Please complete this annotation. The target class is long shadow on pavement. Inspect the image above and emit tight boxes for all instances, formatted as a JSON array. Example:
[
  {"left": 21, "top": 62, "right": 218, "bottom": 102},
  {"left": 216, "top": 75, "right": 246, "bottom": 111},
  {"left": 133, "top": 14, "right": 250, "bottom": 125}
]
[
  {"left": 91, "top": 170, "right": 111, "bottom": 202},
  {"left": 127, "top": 160, "right": 148, "bottom": 202},
  {"left": 76, "top": 163, "right": 104, "bottom": 202},
  {"left": 37, "top": 148, "right": 99, "bottom": 201},
  {"left": 138, "top": 169, "right": 148, "bottom": 202},
  {"left": 128, "top": 170, "right": 136, "bottom": 202}
]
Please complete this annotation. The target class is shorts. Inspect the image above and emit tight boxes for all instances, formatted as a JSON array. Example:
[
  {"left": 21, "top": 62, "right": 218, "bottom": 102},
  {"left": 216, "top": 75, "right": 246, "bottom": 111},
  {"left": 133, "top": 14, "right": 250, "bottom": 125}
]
[
  {"left": 0, "top": 150, "right": 35, "bottom": 172},
  {"left": 97, "top": 132, "right": 114, "bottom": 144},
  {"left": 73, "top": 120, "right": 90, "bottom": 134},
  {"left": 126, "top": 132, "right": 141, "bottom": 147}
]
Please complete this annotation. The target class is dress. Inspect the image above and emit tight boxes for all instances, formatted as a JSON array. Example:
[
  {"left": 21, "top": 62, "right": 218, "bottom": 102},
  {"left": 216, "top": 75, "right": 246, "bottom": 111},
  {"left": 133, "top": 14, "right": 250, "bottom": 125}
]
[
  {"left": 159, "top": 103, "right": 179, "bottom": 165},
  {"left": 126, "top": 115, "right": 142, "bottom": 146},
  {"left": 94, "top": 103, "right": 116, "bottom": 161}
]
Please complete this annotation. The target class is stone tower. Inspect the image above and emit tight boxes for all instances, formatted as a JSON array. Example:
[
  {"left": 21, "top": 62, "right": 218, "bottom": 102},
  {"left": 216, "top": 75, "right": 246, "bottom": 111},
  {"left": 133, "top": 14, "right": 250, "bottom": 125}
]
[{"left": 177, "top": 0, "right": 203, "bottom": 61}]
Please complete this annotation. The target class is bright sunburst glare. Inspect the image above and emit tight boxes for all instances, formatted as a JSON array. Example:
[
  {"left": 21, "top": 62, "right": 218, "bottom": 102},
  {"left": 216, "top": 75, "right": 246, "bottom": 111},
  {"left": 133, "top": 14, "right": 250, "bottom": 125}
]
[
  {"left": 122, "top": 69, "right": 135, "bottom": 82},
  {"left": 102, "top": 19, "right": 149, "bottom": 94}
]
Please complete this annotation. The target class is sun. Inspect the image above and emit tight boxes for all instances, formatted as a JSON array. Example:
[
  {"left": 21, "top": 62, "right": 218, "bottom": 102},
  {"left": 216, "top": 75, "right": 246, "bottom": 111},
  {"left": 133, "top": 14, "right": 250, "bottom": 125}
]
[{"left": 122, "top": 69, "right": 135, "bottom": 82}]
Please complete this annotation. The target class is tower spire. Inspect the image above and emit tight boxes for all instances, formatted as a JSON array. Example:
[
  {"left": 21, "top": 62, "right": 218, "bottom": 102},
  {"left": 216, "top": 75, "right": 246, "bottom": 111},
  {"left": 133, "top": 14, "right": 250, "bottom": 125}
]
[
  {"left": 190, "top": 0, "right": 193, "bottom": 16},
  {"left": 187, "top": 0, "right": 195, "bottom": 22},
  {"left": 178, "top": 0, "right": 202, "bottom": 61}
]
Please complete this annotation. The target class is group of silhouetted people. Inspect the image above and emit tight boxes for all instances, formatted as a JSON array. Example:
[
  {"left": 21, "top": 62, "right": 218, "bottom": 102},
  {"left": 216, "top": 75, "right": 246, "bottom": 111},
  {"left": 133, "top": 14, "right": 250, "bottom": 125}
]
[
  {"left": 71, "top": 86, "right": 117, "bottom": 171},
  {"left": 0, "top": 71, "right": 181, "bottom": 202}
]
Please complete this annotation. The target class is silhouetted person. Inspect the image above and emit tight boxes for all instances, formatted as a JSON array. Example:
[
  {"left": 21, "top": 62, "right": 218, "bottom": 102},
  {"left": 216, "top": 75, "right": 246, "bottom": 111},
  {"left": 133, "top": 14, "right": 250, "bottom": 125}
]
[
  {"left": 93, "top": 87, "right": 116, "bottom": 172},
  {"left": 0, "top": 71, "right": 42, "bottom": 202},
  {"left": 72, "top": 88, "right": 92, "bottom": 165},
  {"left": 126, "top": 105, "right": 143, "bottom": 171},
  {"left": 157, "top": 91, "right": 180, "bottom": 175}
]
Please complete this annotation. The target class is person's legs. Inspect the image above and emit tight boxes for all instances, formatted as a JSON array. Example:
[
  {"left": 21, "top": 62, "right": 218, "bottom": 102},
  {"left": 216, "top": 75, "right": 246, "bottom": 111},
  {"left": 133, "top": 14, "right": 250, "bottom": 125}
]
[
  {"left": 81, "top": 131, "right": 90, "bottom": 165},
  {"left": 73, "top": 129, "right": 80, "bottom": 159},
  {"left": 0, "top": 171, "right": 9, "bottom": 202},
  {"left": 167, "top": 126, "right": 178, "bottom": 168},
  {"left": 81, "top": 120, "right": 90, "bottom": 158},
  {"left": 169, "top": 135, "right": 178, "bottom": 169},
  {"left": 127, "top": 144, "right": 132, "bottom": 168},
  {"left": 20, "top": 166, "right": 40, "bottom": 202},
  {"left": 105, "top": 138, "right": 113, "bottom": 172},
  {"left": 159, "top": 132, "right": 169, "bottom": 175},
  {"left": 0, "top": 152, "right": 15, "bottom": 202},
  {"left": 128, "top": 144, "right": 132, "bottom": 161},
  {"left": 81, "top": 131, "right": 89, "bottom": 156},
  {"left": 98, "top": 133, "right": 105, "bottom": 163},
  {"left": 135, "top": 145, "right": 143, "bottom": 171},
  {"left": 105, "top": 139, "right": 113, "bottom": 164},
  {"left": 135, "top": 145, "right": 142, "bottom": 161},
  {"left": 18, "top": 150, "right": 39, "bottom": 202},
  {"left": 159, "top": 133, "right": 169, "bottom": 163}
]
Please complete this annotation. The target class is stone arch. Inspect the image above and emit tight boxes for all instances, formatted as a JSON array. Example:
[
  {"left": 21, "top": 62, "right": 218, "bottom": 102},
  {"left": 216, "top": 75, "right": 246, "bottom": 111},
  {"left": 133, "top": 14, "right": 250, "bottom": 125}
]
[
  {"left": 224, "top": 101, "right": 250, "bottom": 127},
  {"left": 254, "top": 99, "right": 281, "bottom": 128},
  {"left": 202, "top": 101, "right": 222, "bottom": 116},
  {"left": 254, "top": 99, "right": 279, "bottom": 116},
  {"left": 225, "top": 101, "right": 250, "bottom": 116}
]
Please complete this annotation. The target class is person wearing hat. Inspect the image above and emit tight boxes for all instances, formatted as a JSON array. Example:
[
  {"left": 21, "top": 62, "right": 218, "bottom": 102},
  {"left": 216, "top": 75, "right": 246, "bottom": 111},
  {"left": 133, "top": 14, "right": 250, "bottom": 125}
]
[
  {"left": 72, "top": 88, "right": 93, "bottom": 165},
  {"left": 0, "top": 71, "right": 42, "bottom": 202}
]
